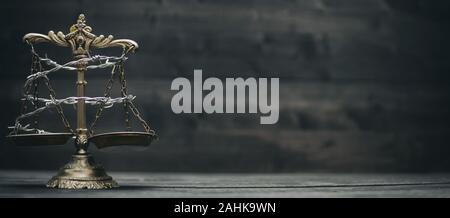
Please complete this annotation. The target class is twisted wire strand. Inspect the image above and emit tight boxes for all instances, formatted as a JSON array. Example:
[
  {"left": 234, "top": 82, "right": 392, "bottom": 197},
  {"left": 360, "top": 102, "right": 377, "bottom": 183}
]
[
  {"left": 12, "top": 95, "right": 136, "bottom": 131},
  {"left": 8, "top": 123, "right": 48, "bottom": 134},
  {"left": 25, "top": 54, "right": 128, "bottom": 88}
]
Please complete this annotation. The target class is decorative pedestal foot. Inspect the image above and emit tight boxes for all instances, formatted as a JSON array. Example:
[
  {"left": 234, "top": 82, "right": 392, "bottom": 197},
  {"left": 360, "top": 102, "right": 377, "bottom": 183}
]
[{"left": 46, "top": 153, "right": 118, "bottom": 189}]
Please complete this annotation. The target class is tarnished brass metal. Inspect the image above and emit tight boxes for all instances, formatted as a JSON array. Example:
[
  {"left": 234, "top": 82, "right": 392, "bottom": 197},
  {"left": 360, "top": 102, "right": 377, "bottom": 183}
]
[
  {"left": 7, "top": 133, "right": 73, "bottom": 146},
  {"left": 89, "top": 132, "right": 156, "bottom": 149},
  {"left": 47, "top": 154, "right": 118, "bottom": 189},
  {"left": 20, "top": 14, "right": 145, "bottom": 189},
  {"left": 23, "top": 14, "right": 138, "bottom": 54}
]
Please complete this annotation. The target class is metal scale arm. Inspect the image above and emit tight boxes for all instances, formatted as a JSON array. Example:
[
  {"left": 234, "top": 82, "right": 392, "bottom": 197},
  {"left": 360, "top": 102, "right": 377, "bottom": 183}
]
[{"left": 23, "top": 15, "right": 138, "bottom": 52}]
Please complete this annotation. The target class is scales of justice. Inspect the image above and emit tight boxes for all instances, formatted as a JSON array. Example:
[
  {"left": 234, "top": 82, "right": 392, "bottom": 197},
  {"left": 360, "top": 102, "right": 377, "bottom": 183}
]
[{"left": 6, "top": 14, "right": 157, "bottom": 189}]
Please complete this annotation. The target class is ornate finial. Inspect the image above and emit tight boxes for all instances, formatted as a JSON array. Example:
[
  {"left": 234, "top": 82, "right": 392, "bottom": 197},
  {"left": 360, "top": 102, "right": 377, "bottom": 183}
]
[
  {"left": 70, "top": 14, "right": 90, "bottom": 33},
  {"left": 23, "top": 14, "right": 139, "bottom": 54},
  {"left": 78, "top": 14, "right": 86, "bottom": 25}
]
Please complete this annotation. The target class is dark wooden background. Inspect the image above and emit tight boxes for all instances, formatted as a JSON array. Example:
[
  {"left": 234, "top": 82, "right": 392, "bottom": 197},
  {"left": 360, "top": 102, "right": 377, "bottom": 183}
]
[{"left": 0, "top": 0, "right": 450, "bottom": 172}]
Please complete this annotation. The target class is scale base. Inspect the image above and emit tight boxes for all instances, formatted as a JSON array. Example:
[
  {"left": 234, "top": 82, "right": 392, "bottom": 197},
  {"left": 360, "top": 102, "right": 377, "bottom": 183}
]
[{"left": 46, "top": 153, "right": 118, "bottom": 189}]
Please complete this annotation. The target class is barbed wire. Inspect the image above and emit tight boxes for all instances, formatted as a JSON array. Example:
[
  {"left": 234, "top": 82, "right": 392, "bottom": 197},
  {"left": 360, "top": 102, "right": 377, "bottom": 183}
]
[
  {"left": 12, "top": 95, "right": 136, "bottom": 130},
  {"left": 23, "top": 94, "right": 135, "bottom": 112},
  {"left": 8, "top": 123, "right": 48, "bottom": 134},
  {"left": 25, "top": 53, "right": 128, "bottom": 88},
  {"left": 12, "top": 45, "right": 152, "bottom": 136}
]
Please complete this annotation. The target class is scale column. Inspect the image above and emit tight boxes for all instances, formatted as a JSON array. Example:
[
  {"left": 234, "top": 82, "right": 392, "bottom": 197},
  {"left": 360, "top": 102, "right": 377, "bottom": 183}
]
[
  {"left": 46, "top": 53, "right": 118, "bottom": 189},
  {"left": 45, "top": 14, "right": 118, "bottom": 189},
  {"left": 75, "top": 58, "right": 88, "bottom": 154}
]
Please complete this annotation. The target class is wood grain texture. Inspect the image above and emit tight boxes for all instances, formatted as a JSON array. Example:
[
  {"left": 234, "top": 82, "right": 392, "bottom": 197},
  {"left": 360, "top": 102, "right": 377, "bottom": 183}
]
[{"left": 1, "top": 171, "right": 450, "bottom": 197}]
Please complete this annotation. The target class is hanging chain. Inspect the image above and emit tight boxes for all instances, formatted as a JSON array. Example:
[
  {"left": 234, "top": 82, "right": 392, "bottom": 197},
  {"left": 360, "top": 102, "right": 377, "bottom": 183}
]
[
  {"left": 128, "top": 100, "right": 153, "bottom": 133},
  {"left": 14, "top": 45, "right": 74, "bottom": 134},
  {"left": 32, "top": 65, "right": 40, "bottom": 129},
  {"left": 117, "top": 60, "right": 153, "bottom": 134},
  {"left": 34, "top": 46, "right": 74, "bottom": 134},
  {"left": 117, "top": 49, "right": 153, "bottom": 134},
  {"left": 42, "top": 77, "right": 74, "bottom": 134},
  {"left": 31, "top": 46, "right": 40, "bottom": 130},
  {"left": 89, "top": 54, "right": 153, "bottom": 135},
  {"left": 15, "top": 46, "right": 41, "bottom": 133},
  {"left": 15, "top": 46, "right": 38, "bottom": 134},
  {"left": 88, "top": 64, "right": 117, "bottom": 136},
  {"left": 119, "top": 63, "right": 131, "bottom": 131}
]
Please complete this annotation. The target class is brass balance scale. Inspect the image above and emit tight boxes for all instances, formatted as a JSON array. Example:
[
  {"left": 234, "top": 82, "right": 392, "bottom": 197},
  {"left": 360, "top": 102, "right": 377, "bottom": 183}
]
[{"left": 6, "top": 14, "right": 157, "bottom": 189}]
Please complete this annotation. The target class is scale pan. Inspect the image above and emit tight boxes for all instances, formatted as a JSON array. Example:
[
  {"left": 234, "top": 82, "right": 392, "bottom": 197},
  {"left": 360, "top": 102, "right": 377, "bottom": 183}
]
[
  {"left": 89, "top": 131, "right": 156, "bottom": 149},
  {"left": 7, "top": 133, "right": 73, "bottom": 146}
]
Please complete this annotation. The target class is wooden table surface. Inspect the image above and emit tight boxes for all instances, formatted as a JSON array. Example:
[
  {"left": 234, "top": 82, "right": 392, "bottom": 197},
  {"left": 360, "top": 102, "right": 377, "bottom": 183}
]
[{"left": 1, "top": 171, "right": 450, "bottom": 197}]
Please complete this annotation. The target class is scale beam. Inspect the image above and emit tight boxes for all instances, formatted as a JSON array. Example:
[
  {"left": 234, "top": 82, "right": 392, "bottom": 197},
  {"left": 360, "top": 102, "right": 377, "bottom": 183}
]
[{"left": 23, "top": 14, "right": 138, "bottom": 53}]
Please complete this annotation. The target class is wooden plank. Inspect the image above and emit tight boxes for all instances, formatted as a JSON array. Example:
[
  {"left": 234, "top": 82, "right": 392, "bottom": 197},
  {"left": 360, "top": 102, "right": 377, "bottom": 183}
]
[{"left": 0, "top": 171, "right": 450, "bottom": 197}]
